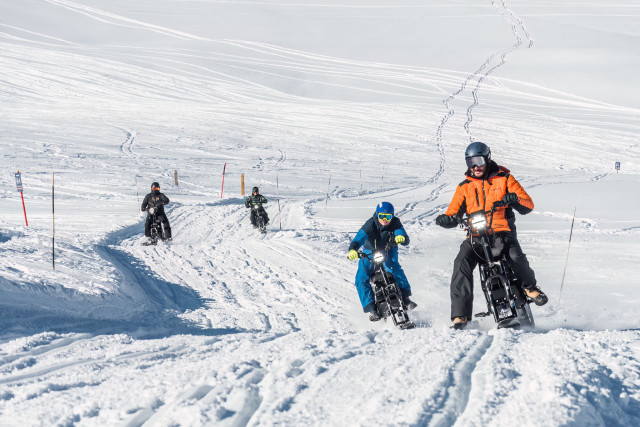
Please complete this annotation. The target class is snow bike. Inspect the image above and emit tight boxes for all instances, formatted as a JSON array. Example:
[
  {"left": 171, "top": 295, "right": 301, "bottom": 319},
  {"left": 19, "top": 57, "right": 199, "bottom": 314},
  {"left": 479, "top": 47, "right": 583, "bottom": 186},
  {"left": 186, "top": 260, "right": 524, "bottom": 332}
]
[
  {"left": 358, "top": 241, "right": 415, "bottom": 330},
  {"left": 252, "top": 205, "right": 267, "bottom": 234},
  {"left": 143, "top": 207, "right": 169, "bottom": 246},
  {"left": 455, "top": 201, "right": 535, "bottom": 329}
]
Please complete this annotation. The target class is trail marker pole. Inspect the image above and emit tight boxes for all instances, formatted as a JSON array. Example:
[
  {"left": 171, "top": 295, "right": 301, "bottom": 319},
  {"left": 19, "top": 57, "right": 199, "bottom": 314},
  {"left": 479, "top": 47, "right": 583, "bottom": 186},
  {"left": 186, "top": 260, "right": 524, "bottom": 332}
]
[
  {"left": 558, "top": 207, "right": 576, "bottom": 309},
  {"left": 277, "top": 169, "right": 282, "bottom": 230},
  {"left": 325, "top": 174, "right": 331, "bottom": 211},
  {"left": 52, "top": 173, "right": 55, "bottom": 270},
  {"left": 174, "top": 170, "right": 179, "bottom": 186},
  {"left": 241, "top": 173, "right": 245, "bottom": 195},
  {"left": 15, "top": 171, "right": 28, "bottom": 226},
  {"left": 135, "top": 176, "right": 140, "bottom": 206},
  {"left": 220, "top": 163, "right": 227, "bottom": 198}
]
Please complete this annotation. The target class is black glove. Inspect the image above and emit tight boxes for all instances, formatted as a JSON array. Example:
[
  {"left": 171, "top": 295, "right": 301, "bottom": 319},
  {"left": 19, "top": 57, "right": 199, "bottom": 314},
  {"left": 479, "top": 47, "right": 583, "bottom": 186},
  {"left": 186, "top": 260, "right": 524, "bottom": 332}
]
[
  {"left": 502, "top": 193, "right": 518, "bottom": 205},
  {"left": 436, "top": 214, "right": 457, "bottom": 228}
]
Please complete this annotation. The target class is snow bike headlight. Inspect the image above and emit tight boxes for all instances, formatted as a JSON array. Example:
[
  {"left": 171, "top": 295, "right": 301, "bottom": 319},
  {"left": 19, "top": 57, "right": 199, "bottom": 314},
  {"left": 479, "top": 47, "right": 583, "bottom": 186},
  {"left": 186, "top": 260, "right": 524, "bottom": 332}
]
[
  {"left": 372, "top": 251, "right": 385, "bottom": 264},
  {"left": 470, "top": 212, "right": 487, "bottom": 231}
]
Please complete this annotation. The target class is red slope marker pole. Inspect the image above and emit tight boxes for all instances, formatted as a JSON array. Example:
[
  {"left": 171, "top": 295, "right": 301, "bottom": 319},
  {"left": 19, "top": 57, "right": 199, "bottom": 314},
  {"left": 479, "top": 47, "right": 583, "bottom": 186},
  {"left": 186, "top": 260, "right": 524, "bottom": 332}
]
[
  {"left": 15, "top": 170, "right": 28, "bottom": 226},
  {"left": 220, "top": 163, "right": 227, "bottom": 198}
]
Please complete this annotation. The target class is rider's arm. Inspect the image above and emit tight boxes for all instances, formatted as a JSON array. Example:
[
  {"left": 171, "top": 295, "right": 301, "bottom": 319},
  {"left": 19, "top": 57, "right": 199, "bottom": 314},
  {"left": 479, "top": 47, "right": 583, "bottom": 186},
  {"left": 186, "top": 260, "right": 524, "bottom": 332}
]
[
  {"left": 141, "top": 194, "right": 150, "bottom": 211},
  {"left": 160, "top": 194, "right": 170, "bottom": 205},
  {"left": 349, "top": 229, "right": 368, "bottom": 252},
  {"left": 260, "top": 195, "right": 268, "bottom": 204},
  {"left": 394, "top": 227, "right": 410, "bottom": 246},
  {"left": 506, "top": 175, "right": 534, "bottom": 214},
  {"left": 444, "top": 185, "right": 466, "bottom": 217}
]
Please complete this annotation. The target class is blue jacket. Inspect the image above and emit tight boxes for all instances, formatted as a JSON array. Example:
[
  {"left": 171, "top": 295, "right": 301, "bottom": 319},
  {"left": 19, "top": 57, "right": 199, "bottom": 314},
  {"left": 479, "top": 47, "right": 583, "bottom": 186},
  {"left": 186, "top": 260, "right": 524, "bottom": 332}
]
[{"left": 349, "top": 213, "right": 410, "bottom": 253}]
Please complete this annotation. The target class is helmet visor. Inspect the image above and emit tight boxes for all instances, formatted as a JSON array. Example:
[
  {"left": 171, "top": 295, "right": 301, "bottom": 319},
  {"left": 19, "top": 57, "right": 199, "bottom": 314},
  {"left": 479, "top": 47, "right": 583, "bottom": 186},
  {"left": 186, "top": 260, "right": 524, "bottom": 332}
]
[{"left": 466, "top": 155, "right": 487, "bottom": 169}]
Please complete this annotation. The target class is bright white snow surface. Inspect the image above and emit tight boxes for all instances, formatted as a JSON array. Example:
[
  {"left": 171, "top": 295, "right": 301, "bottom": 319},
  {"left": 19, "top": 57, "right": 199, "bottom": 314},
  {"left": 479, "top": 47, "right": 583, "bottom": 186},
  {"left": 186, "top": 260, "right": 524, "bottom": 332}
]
[{"left": 1, "top": 0, "right": 639, "bottom": 425}]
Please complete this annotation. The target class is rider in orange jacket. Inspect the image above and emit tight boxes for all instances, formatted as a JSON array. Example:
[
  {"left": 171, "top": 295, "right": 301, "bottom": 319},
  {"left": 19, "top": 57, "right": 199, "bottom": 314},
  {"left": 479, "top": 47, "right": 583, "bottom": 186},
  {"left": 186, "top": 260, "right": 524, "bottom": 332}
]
[{"left": 436, "top": 142, "right": 547, "bottom": 328}]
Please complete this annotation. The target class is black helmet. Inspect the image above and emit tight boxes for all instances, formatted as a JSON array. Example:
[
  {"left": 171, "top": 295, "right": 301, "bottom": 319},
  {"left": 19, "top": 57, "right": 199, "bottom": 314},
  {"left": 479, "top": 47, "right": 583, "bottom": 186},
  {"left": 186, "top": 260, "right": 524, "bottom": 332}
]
[
  {"left": 151, "top": 182, "right": 160, "bottom": 190},
  {"left": 252, "top": 187, "right": 259, "bottom": 194},
  {"left": 465, "top": 142, "right": 491, "bottom": 169}
]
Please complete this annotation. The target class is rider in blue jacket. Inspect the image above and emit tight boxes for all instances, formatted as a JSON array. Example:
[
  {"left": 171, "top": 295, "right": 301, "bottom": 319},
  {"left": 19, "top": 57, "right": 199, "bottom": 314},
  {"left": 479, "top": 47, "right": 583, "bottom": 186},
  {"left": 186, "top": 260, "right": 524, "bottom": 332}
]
[{"left": 348, "top": 202, "right": 417, "bottom": 321}]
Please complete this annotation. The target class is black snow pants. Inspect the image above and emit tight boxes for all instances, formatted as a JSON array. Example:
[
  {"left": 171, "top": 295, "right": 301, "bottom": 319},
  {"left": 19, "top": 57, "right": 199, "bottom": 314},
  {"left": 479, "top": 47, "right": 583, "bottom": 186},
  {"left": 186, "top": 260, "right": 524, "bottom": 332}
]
[
  {"left": 250, "top": 207, "right": 269, "bottom": 227},
  {"left": 145, "top": 214, "right": 172, "bottom": 239},
  {"left": 450, "top": 231, "right": 536, "bottom": 320}
]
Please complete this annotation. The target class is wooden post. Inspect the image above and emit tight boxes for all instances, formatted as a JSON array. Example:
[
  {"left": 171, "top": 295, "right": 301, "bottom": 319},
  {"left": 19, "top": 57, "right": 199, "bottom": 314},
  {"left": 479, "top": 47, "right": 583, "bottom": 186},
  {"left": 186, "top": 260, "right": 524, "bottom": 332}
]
[
  {"left": 241, "top": 173, "right": 245, "bottom": 195},
  {"left": 52, "top": 173, "right": 55, "bottom": 270},
  {"left": 174, "top": 170, "right": 178, "bottom": 186}
]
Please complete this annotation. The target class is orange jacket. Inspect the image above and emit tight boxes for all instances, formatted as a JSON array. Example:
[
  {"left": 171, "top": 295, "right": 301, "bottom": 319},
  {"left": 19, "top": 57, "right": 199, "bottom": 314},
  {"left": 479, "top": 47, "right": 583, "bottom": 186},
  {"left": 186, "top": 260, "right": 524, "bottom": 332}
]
[{"left": 444, "top": 162, "right": 534, "bottom": 233}]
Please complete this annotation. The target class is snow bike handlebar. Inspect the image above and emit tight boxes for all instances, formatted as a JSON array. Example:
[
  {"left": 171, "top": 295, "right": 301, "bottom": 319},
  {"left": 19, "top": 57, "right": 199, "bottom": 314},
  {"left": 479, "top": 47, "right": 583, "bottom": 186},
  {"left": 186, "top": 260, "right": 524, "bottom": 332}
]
[
  {"left": 356, "top": 238, "right": 398, "bottom": 260},
  {"left": 454, "top": 200, "right": 504, "bottom": 232}
]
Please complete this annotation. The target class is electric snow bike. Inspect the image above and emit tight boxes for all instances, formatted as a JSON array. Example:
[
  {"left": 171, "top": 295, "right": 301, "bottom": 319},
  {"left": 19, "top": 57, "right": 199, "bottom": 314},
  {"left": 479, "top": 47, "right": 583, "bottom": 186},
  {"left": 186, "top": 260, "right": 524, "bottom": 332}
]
[
  {"left": 455, "top": 201, "right": 535, "bottom": 329},
  {"left": 143, "top": 207, "right": 170, "bottom": 246},
  {"left": 251, "top": 205, "right": 267, "bottom": 234},
  {"left": 358, "top": 241, "right": 415, "bottom": 330}
]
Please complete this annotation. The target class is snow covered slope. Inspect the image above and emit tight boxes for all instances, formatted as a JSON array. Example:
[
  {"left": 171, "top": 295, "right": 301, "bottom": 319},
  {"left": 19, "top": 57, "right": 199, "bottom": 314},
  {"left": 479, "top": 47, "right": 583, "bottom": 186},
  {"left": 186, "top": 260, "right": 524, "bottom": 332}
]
[{"left": 1, "top": 0, "right": 639, "bottom": 425}]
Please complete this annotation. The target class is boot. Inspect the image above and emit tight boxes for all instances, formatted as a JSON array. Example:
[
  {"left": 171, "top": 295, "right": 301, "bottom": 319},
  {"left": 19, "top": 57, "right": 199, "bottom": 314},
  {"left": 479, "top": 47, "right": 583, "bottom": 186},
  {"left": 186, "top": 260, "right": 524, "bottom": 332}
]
[
  {"left": 403, "top": 297, "right": 417, "bottom": 311},
  {"left": 369, "top": 310, "right": 382, "bottom": 322},
  {"left": 524, "top": 286, "right": 548, "bottom": 306},
  {"left": 451, "top": 317, "right": 467, "bottom": 330}
]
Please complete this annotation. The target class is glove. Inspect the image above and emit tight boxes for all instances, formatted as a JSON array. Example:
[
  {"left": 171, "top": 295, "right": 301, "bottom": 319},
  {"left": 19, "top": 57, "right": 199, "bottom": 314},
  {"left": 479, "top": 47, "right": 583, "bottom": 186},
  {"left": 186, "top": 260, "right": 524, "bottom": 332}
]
[
  {"left": 348, "top": 250, "right": 359, "bottom": 261},
  {"left": 502, "top": 193, "right": 518, "bottom": 205},
  {"left": 395, "top": 235, "right": 406, "bottom": 244},
  {"left": 436, "top": 214, "right": 456, "bottom": 228}
]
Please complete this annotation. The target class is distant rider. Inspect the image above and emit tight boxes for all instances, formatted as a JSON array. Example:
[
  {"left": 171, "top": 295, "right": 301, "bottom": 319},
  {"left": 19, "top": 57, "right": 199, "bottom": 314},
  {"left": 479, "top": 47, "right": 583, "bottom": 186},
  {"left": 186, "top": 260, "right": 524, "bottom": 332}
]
[
  {"left": 348, "top": 202, "right": 417, "bottom": 321},
  {"left": 141, "top": 181, "right": 172, "bottom": 241},
  {"left": 435, "top": 141, "right": 547, "bottom": 329},
  {"left": 245, "top": 186, "right": 269, "bottom": 228}
]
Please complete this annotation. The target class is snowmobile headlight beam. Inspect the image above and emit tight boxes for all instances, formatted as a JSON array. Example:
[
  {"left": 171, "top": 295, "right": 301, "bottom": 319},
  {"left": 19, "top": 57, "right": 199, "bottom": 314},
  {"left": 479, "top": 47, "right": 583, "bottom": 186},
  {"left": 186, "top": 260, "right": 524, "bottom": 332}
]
[
  {"left": 470, "top": 211, "right": 487, "bottom": 231},
  {"left": 372, "top": 251, "right": 385, "bottom": 264}
]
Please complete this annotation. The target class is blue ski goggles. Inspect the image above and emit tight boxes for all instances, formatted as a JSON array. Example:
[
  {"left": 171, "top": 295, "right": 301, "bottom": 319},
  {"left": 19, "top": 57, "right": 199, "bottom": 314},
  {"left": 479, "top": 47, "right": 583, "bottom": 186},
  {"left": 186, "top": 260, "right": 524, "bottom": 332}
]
[
  {"left": 377, "top": 212, "right": 393, "bottom": 221},
  {"left": 466, "top": 155, "right": 487, "bottom": 169}
]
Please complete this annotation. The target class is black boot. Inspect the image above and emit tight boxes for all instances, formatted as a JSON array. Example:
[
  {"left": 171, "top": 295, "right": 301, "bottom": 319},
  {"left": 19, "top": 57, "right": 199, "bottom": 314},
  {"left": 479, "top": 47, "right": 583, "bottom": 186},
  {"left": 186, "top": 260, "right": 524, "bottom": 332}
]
[
  {"left": 524, "top": 286, "right": 548, "bottom": 306},
  {"left": 403, "top": 297, "right": 417, "bottom": 311}
]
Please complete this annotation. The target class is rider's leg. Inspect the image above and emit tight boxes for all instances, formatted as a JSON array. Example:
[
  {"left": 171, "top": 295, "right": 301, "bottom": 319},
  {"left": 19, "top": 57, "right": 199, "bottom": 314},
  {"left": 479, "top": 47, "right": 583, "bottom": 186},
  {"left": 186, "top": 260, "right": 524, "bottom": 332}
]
[
  {"left": 354, "top": 258, "right": 375, "bottom": 312},
  {"left": 450, "top": 239, "right": 479, "bottom": 320},
  {"left": 161, "top": 215, "right": 172, "bottom": 239},
  {"left": 502, "top": 233, "right": 536, "bottom": 288},
  {"left": 261, "top": 208, "right": 269, "bottom": 225},
  {"left": 144, "top": 216, "right": 152, "bottom": 237},
  {"left": 250, "top": 210, "right": 257, "bottom": 227},
  {"left": 384, "top": 249, "right": 411, "bottom": 299}
]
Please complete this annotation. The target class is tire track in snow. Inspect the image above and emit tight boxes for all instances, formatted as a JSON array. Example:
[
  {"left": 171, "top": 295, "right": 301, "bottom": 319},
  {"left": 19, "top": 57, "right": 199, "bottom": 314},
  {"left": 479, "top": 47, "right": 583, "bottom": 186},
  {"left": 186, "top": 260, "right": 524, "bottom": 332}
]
[
  {"left": 463, "top": 0, "right": 534, "bottom": 139},
  {"left": 423, "top": 333, "right": 494, "bottom": 427}
]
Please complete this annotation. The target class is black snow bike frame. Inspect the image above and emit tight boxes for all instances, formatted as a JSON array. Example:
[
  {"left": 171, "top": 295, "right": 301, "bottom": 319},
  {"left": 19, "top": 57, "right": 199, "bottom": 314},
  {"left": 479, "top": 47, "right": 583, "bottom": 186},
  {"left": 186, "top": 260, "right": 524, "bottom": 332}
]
[
  {"left": 358, "top": 240, "right": 415, "bottom": 329},
  {"left": 456, "top": 201, "right": 535, "bottom": 328},
  {"left": 147, "top": 206, "right": 167, "bottom": 244},
  {"left": 252, "top": 204, "right": 267, "bottom": 233}
]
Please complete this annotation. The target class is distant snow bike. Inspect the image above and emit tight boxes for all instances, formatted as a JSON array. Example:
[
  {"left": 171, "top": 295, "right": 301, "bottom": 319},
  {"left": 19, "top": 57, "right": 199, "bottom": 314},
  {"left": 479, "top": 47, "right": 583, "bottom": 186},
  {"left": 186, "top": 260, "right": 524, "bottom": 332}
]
[
  {"left": 252, "top": 205, "right": 267, "bottom": 234},
  {"left": 358, "top": 241, "right": 415, "bottom": 330},
  {"left": 456, "top": 201, "right": 535, "bottom": 329},
  {"left": 143, "top": 207, "right": 170, "bottom": 246}
]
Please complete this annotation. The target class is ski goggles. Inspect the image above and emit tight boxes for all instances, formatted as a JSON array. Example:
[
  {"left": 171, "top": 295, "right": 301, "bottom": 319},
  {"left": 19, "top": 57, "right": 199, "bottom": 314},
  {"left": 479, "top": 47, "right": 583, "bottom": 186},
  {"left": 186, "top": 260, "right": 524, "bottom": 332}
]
[
  {"left": 152, "top": 186, "right": 160, "bottom": 191},
  {"left": 466, "top": 155, "right": 487, "bottom": 169},
  {"left": 377, "top": 212, "right": 393, "bottom": 221}
]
